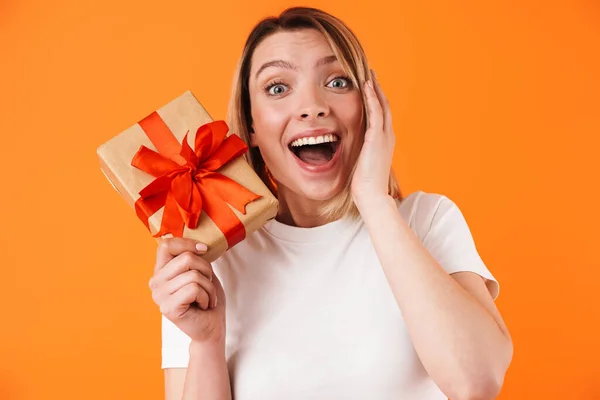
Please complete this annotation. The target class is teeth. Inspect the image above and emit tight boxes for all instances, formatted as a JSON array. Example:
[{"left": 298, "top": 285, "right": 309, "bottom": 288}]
[{"left": 290, "top": 134, "right": 339, "bottom": 147}]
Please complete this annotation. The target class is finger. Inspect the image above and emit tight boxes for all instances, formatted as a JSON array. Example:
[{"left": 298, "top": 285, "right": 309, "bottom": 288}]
[
  {"left": 162, "top": 282, "right": 211, "bottom": 317},
  {"left": 151, "top": 251, "right": 213, "bottom": 288},
  {"left": 364, "top": 78, "right": 384, "bottom": 135},
  {"left": 155, "top": 237, "right": 208, "bottom": 272},
  {"left": 164, "top": 270, "right": 217, "bottom": 308},
  {"left": 371, "top": 70, "right": 393, "bottom": 133}
]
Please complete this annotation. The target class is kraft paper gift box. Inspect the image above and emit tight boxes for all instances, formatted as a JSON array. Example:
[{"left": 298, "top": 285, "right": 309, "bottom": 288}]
[{"left": 97, "top": 90, "right": 279, "bottom": 263}]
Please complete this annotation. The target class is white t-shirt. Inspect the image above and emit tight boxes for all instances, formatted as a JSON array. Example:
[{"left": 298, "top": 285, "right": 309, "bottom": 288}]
[{"left": 161, "top": 191, "right": 499, "bottom": 399}]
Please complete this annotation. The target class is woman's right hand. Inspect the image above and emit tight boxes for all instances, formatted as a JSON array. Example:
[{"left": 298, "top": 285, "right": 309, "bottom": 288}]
[{"left": 149, "top": 237, "right": 226, "bottom": 344}]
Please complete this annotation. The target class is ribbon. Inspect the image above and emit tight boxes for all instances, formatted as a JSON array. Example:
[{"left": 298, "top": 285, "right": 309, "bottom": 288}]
[{"left": 130, "top": 111, "right": 261, "bottom": 248}]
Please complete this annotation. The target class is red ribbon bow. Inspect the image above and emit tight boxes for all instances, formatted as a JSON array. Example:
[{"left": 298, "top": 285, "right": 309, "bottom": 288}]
[{"left": 131, "top": 112, "right": 261, "bottom": 248}]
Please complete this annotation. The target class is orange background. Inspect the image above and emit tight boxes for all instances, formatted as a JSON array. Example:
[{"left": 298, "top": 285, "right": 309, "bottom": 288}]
[{"left": 1, "top": 0, "right": 599, "bottom": 399}]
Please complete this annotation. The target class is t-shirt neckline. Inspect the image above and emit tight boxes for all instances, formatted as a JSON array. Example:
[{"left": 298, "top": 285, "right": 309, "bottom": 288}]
[{"left": 263, "top": 215, "right": 358, "bottom": 243}]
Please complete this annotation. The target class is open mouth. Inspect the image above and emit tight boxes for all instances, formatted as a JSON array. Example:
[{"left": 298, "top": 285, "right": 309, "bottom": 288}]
[{"left": 288, "top": 133, "right": 341, "bottom": 167}]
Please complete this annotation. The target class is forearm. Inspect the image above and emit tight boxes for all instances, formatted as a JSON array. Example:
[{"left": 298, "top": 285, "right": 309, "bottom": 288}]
[
  {"left": 183, "top": 340, "right": 232, "bottom": 400},
  {"left": 358, "top": 195, "right": 511, "bottom": 399}
]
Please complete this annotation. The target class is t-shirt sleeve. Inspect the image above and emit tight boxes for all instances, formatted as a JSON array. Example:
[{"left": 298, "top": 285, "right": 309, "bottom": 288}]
[
  {"left": 414, "top": 192, "right": 500, "bottom": 300},
  {"left": 161, "top": 315, "right": 191, "bottom": 369}
]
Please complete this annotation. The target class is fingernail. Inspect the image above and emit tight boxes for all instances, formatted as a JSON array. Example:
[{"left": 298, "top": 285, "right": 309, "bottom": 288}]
[
  {"left": 195, "top": 242, "right": 208, "bottom": 253},
  {"left": 371, "top": 69, "right": 377, "bottom": 79},
  {"left": 367, "top": 80, "right": 373, "bottom": 89},
  {"left": 214, "top": 297, "right": 218, "bottom": 308}
]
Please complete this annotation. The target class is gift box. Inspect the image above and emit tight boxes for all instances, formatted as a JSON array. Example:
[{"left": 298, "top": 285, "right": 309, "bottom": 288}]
[{"left": 97, "top": 90, "right": 279, "bottom": 263}]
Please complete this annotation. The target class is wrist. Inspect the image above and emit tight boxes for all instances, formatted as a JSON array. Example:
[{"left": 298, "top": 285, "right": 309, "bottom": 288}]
[
  {"left": 354, "top": 193, "right": 395, "bottom": 215},
  {"left": 190, "top": 338, "right": 226, "bottom": 359}
]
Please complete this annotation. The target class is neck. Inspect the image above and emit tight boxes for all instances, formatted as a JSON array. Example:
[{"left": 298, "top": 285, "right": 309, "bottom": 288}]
[{"left": 275, "top": 186, "right": 332, "bottom": 228}]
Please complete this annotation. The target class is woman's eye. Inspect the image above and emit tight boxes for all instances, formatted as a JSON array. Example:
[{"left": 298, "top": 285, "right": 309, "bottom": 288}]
[
  {"left": 328, "top": 77, "right": 350, "bottom": 89},
  {"left": 267, "top": 84, "right": 287, "bottom": 96}
]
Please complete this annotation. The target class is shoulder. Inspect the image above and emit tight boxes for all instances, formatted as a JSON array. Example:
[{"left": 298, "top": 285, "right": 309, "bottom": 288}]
[
  {"left": 399, "top": 190, "right": 499, "bottom": 299},
  {"left": 396, "top": 190, "right": 460, "bottom": 239}
]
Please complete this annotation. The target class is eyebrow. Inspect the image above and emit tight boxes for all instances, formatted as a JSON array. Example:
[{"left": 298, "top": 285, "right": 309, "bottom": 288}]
[{"left": 254, "top": 55, "right": 339, "bottom": 79}]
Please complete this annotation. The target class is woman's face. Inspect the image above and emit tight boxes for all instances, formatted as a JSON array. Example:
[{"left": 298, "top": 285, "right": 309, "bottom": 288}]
[{"left": 248, "top": 28, "right": 364, "bottom": 203}]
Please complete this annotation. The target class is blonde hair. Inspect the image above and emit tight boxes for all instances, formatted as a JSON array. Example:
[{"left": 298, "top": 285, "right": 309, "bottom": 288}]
[{"left": 227, "top": 6, "right": 402, "bottom": 221}]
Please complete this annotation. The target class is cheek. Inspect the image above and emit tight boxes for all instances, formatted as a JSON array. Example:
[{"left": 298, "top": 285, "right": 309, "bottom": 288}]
[
  {"left": 249, "top": 98, "right": 289, "bottom": 171},
  {"left": 335, "top": 95, "right": 364, "bottom": 143},
  {"left": 251, "top": 92, "right": 286, "bottom": 125},
  {"left": 347, "top": 94, "right": 365, "bottom": 127},
  {"left": 251, "top": 100, "right": 288, "bottom": 144}
]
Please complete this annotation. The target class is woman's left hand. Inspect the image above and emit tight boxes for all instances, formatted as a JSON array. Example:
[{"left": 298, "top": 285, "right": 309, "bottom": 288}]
[{"left": 351, "top": 71, "right": 396, "bottom": 208}]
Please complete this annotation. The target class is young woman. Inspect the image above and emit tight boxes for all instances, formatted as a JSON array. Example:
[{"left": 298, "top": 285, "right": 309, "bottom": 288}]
[{"left": 148, "top": 7, "right": 513, "bottom": 400}]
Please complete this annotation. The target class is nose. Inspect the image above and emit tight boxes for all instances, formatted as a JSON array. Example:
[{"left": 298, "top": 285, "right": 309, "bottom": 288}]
[{"left": 296, "top": 86, "right": 330, "bottom": 121}]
